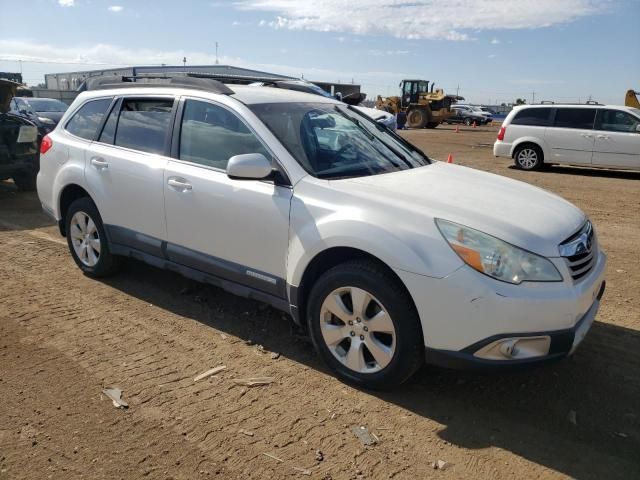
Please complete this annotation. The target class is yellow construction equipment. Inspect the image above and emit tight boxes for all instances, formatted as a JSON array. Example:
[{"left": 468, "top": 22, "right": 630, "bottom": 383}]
[
  {"left": 376, "top": 79, "right": 462, "bottom": 129},
  {"left": 625, "top": 89, "right": 640, "bottom": 108}
]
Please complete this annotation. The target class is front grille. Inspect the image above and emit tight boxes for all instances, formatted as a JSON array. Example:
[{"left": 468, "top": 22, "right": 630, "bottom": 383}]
[{"left": 559, "top": 221, "right": 597, "bottom": 282}]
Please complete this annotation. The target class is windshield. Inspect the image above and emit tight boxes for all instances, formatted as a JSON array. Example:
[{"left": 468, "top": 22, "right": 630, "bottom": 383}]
[
  {"left": 250, "top": 102, "right": 430, "bottom": 179},
  {"left": 25, "top": 98, "right": 68, "bottom": 112}
]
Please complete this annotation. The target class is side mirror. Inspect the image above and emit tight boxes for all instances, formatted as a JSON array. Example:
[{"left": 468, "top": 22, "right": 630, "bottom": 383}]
[{"left": 226, "top": 153, "right": 272, "bottom": 180}]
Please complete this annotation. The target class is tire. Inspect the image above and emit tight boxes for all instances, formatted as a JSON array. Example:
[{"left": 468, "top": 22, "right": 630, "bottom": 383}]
[
  {"left": 513, "top": 144, "right": 544, "bottom": 170},
  {"left": 13, "top": 171, "right": 37, "bottom": 191},
  {"left": 65, "top": 197, "right": 122, "bottom": 277},
  {"left": 426, "top": 122, "right": 439, "bottom": 129},
  {"left": 307, "top": 260, "right": 424, "bottom": 389},
  {"left": 407, "top": 109, "right": 427, "bottom": 129},
  {"left": 463, "top": 117, "right": 473, "bottom": 126}
]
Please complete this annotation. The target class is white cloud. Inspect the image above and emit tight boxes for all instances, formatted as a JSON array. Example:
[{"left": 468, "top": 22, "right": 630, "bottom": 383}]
[
  {"left": 488, "top": 54, "right": 497, "bottom": 59},
  {"left": 490, "top": 37, "right": 500, "bottom": 44},
  {"left": 367, "top": 49, "right": 410, "bottom": 56},
  {"left": 58, "top": 0, "right": 75, "bottom": 6},
  {"left": 108, "top": 6, "right": 124, "bottom": 13},
  {"left": 234, "top": 0, "right": 607, "bottom": 40}
]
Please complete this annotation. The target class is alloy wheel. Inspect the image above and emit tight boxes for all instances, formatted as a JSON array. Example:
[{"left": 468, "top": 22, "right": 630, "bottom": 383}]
[
  {"left": 517, "top": 148, "right": 538, "bottom": 169},
  {"left": 319, "top": 286, "right": 396, "bottom": 374},
  {"left": 69, "top": 211, "right": 101, "bottom": 267}
]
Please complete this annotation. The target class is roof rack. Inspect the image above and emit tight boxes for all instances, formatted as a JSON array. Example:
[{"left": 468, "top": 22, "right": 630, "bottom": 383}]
[{"left": 80, "top": 74, "right": 234, "bottom": 95}]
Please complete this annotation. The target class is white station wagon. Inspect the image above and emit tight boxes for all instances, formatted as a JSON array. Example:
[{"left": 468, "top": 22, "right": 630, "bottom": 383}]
[
  {"left": 37, "top": 77, "right": 606, "bottom": 388},
  {"left": 494, "top": 104, "right": 640, "bottom": 171}
]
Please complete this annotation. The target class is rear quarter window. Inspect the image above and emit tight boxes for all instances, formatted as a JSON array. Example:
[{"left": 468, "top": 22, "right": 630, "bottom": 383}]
[
  {"left": 65, "top": 98, "right": 112, "bottom": 140},
  {"left": 510, "top": 108, "right": 552, "bottom": 126}
]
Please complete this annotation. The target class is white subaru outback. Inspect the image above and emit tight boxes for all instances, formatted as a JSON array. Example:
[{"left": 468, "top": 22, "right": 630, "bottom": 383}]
[{"left": 37, "top": 77, "right": 606, "bottom": 388}]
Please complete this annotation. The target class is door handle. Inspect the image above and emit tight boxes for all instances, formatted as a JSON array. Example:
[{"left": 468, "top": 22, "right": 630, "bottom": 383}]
[
  {"left": 90, "top": 157, "right": 108, "bottom": 169},
  {"left": 167, "top": 177, "right": 192, "bottom": 191},
  {"left": 596, "top": 135, "right": 610, "bottom": 140}
]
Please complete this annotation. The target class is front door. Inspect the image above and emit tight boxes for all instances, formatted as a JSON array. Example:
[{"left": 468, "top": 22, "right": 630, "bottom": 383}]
[
  {"left": 592, "top": 109, "right": 640, "bottom": 169},
  {"left": 163, "top": 98, "right": 292, "bottom": 298},
  {"left": 544, "top": 108, "right": 596, "bottom": 165},
  {"left": 85, "top": 96, "right": 174, "bottom": 254}
]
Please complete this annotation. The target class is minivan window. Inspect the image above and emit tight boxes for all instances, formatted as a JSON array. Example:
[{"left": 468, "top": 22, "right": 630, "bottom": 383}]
[
  {"left": 114, "top": 99, "right": 174, "bottom": 155},
  {"left": 511, "top": 108, "right": 552, "bottom": 126},
  {"left": 179, "top": 99, "right": 269, "bottom": 170},
  {"left": 65, "top": 98, "right": 112, "bottom": 140},
  {"left": 595, "top": 109, "right": 640, "bottom": 133},
  {"left": 553, "top": 108, "right": 596, "bottom": 130}
]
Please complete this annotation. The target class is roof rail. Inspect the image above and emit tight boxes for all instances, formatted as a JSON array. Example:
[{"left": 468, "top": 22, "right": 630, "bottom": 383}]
[{"left": 80, "top": 74, "right": 234, "bottom": 95}]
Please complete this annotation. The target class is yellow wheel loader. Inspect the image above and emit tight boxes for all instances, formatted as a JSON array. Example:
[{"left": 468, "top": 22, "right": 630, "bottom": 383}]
[
  {"left": 625, "top": 89, "right": 640, "bottom": 109},
  {"left": 376, "top": 79, "right": 462, "bottom": 129}
]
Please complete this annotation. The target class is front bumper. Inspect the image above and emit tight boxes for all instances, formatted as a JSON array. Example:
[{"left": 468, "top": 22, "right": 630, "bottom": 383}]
[
  {"left": 395, "top": 247, "right": 607, "bottom": 369},
  {"left": 424, "top": 280, "right": 605, "bottom": 370}
]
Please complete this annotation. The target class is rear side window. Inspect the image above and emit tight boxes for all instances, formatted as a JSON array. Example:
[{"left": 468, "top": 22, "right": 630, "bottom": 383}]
[
  {"left": 511, "top": 108, "right": 552, "bottom": 126},
  {"left": 114, "top": 99, "right": 174, "bottom": 155},
  {"left": 65, "top": 98, "right": 112, "bottom": 140},
  {"left": 178, "top": 99, "right": 269, "bottom": 170},
  {"left": 595, "top": 109, "right": 640, "bottom": 133},
  {"left": 553, "top": 108, "right": 596, "bottom": 129}
]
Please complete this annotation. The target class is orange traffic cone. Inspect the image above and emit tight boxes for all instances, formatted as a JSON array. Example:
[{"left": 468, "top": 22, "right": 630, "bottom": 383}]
[
  {"left": 472, "top": 121, "right": 477, "bottom": 128},
  {"left": 447, "top": 153, "right": 453, "bottom": 163},
  {"left": 455, "top": 125, "right": 460, "bottom": 133}
]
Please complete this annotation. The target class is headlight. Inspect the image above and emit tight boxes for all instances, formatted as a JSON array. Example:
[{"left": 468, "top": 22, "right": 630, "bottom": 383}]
[
  {"left": 38, "top": 116, "right": 55, "bottom": 125},
  {"left": 436, "top": 219, "right": 562, "bottom": 284}
]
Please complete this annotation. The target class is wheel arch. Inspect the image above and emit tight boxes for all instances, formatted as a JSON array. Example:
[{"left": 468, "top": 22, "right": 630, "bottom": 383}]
[
  {"left": 510, "top": 137, "right": 547, "bottom": 160},
  {"left": 58, "top": 184, "right": 94, "bottom": 236},
  {"left": 291, "top": 246, "right": 421, "bottom": 338}
]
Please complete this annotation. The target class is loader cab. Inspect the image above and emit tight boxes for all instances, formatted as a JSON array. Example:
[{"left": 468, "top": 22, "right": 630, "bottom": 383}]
[{"left": 401, "top": 80, "right": 430, "bottom": 108}]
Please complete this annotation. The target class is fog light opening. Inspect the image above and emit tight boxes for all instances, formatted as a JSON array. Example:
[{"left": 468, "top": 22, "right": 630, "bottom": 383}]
[{"left": 474, "top": 336, "right": 551, "bottom": 361}]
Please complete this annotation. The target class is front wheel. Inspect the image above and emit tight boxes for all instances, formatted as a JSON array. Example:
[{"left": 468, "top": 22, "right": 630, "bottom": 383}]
[
  {"left": 513, "top": 144, "right": 544, "bottom": 170},
  {"left": 307, "top": 260, "right": 424, "bottom": 389},
  {"left": 65, "top": 197, "right": 122, "bottom": 277},
  {"left": 463, "top": 117, "right": 473, "bottom": 126},
  {"left": 407, "top": 109, "right": 427, "bottom": 129}
]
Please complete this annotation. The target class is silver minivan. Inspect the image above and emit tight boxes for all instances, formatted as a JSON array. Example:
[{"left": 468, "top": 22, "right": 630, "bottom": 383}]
[{"left": 494, "top": 104, "right": 640, "bottom": 170}]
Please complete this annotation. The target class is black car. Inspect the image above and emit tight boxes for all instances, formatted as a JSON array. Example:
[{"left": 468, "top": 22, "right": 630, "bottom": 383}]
[
  {"left": 10, "top": 97, "right": 68, "bottom": 136},
  {"left": 0, "top": 80, "right": 40, "bottom": 191}
]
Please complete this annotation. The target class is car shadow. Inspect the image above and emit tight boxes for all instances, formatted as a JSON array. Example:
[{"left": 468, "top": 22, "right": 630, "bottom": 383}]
[
  {"left": 0, "top": 182, "right": 56, "bottom": 231},
  {"left": 506, "top": 165, "right": 640, "bottom": 180},
  {"left": 102, "top": 259, "right": 640, "bottom": 480}
]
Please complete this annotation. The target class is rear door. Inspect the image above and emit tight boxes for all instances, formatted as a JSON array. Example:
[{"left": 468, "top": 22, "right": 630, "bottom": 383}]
[
  {"left": 544, "top": 108, "right": 596, "bottom": 165},
  {"left": 85, "top": 96, "right": 175, "bottom": 254},
  {"left": 592, "top": 109, "right": 640, "bottom": 169}
]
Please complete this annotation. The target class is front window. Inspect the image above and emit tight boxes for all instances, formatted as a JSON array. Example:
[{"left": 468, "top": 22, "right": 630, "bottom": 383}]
[
  {"left": 250, "top": 102, "right": 430, "bottom": 179},
  {"left": 595, "top": 109, "right": 640, "bottom": 133}
]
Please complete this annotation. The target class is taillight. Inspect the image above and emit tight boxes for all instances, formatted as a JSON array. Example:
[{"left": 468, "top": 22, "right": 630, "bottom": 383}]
[
  {"left": 497, "top": 126, "right": 506, "bottom": 141},
  {"left": 40, "top": 135, "right": 53, "bottom": 155}
]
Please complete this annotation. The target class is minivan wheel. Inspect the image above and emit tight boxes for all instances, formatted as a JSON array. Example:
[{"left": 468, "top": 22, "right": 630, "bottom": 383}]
[
  {"left": 65, "top": 197, "right": 122, "bottom": 277},
  {"left": 514, "top": 144, "right": 543, "bottom": 170},
  {"left": 307, "top": 260, "right": 424, "bottom": 389}
]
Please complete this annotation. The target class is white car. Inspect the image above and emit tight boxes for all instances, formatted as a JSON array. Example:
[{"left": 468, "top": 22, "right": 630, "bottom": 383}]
[
  {"left": 37, "top": 78, "right": 606, "bottom": 388},
  {"left": 352, "top": 105, "right": 396, "bottom": 131},
  {"left": 494, "top": 104, "right": 640, "bottom": 170}
]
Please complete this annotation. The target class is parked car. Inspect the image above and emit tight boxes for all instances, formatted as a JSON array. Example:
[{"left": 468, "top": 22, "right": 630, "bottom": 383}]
[
  {"left": 10, "top": 97, "right": 68, "bottom": 137},
  {"left": 37, "top": 78, "right": 606, "bottom": 388},
  {"left": 446, "top": 105, "right": 490, "bottom": 125},
  {"left": 494, "top": 104, "right": 640, "bottom": 170},
  {"left": 0, "top": 79, "right": 39, "bottom": 190}
]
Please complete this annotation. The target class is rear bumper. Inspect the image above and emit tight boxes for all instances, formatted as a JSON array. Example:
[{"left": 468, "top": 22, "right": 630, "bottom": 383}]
[
  {"left": 493, "top": 141, "right": 511, "bottom": 158},
  {"left": 424, "top": 281, "right": 605, "bottom": 370}
]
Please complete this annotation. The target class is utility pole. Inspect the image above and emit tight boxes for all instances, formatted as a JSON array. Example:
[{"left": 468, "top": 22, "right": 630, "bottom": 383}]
[
  {"left": 456, "top": 84, "right": 460, "bottom": 97},
  {"left": 215, "top": 42, "right": 219, "bottom": 65},
  {"left": 183, "top": 57, "right": 187, "bottom": 67},
  {"left": 532, "top": 91, "right": 536, "bottom": 104},
  {"left": 18, "top": 59, "right": 22, "bottom": 74}
]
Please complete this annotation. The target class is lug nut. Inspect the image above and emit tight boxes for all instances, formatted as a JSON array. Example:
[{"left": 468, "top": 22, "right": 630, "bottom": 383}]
[
  {"left": 350, "top": 331, "right": 355, "bottom": 337},
  {"left": 360, "top": 335, "right": 365, "bottom": 340},
  {"left": 348, "top": 320, "right": 353, "bottom": 325},
  {"left": 356, "top": 317, "right": 361, "bottom": 323},
  {"left": 363, "top": 326, "right": 368, "bottom": 332}
]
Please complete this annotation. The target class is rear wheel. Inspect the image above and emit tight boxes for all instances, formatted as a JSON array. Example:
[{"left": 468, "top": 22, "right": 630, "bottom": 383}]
[
  {"left": 65, "top": 197, "right": 122, "bottom": 277},
  {"left": 407, "top": 108, "right": 427, "bottom": 129},
  {"left": 463, "top": 117, "right": 473, "bottom": 126},
  {"left": 513, "top": 144, "right": 544, "bottom": 170},
  {"left": 307, "top": 260, "right": 424, "bottom": 389}
]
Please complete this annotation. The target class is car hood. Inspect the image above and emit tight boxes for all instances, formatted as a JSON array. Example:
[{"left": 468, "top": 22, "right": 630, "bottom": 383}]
[{"left": 335, "top": 162, "right": 586, "bottom": 258}]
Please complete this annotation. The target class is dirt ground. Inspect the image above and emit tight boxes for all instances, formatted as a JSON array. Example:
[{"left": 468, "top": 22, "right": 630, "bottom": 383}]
[{"left": 1, "top": 124, "right": 639, "bottom": 480}]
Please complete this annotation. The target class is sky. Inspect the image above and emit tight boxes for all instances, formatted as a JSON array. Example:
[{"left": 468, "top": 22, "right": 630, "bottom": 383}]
[{"left": 0, "top": 0, "right": 638, "bottom": 105}]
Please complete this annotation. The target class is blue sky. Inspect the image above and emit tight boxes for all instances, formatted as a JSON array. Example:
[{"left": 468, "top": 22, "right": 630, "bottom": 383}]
[{"left": 0, "top": 0, "right": 638, "bottom": 105}]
